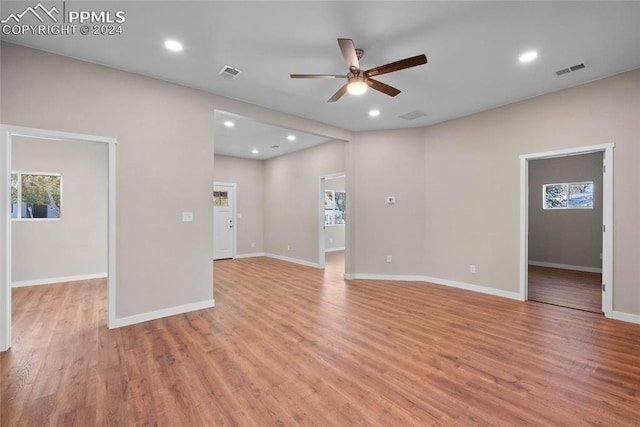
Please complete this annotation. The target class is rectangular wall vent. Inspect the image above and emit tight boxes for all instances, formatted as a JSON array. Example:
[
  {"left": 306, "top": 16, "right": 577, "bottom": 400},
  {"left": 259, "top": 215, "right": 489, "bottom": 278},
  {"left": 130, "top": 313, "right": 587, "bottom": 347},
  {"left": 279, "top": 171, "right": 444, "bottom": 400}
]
[
  {"left": 399, "top": 110, "right": 428, "bottom": 121},
  {"left": 218, "top": 65, "right": 242, "bottom": 80},
  {"left": 555, "top": 63, "right": 586, "bottom": 76}
]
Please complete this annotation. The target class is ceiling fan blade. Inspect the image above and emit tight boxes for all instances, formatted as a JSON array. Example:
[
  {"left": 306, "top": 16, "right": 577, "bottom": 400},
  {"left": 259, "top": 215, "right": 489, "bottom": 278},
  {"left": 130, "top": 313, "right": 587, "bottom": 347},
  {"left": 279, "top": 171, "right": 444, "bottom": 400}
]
[
  {"left": 290, "top": 74, "right": 346, "bottom": 79},
  {"left": 328, "top": 83, "right": 349, "bottom": 102},
  {"left": 338, "top": 38, "right": 360, "bottom": 70},
  {"left": 366, "top": 54, "right": 427, "bottom": 77},
  {"left": 367, "top": 78, "right": 401, "bottom": 97}
]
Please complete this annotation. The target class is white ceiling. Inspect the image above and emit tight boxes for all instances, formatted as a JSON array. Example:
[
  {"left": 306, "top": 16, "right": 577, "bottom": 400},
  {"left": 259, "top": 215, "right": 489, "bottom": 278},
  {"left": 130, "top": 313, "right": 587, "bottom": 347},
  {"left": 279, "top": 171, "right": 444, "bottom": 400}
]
[
  {"left": 2, "top": 1, "right": 639, "bottom": 159},
  {"left": 214, "top": 111, "right": 334, "bottom": 160}
]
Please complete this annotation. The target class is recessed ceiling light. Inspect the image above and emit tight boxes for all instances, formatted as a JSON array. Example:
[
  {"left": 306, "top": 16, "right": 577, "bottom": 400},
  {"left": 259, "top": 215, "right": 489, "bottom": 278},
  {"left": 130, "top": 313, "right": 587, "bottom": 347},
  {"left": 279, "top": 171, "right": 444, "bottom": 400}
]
[
  {"left": 223, "top": 121, "right": 235, "bottom": 128},
  {"left": 287, "top": 135, "right": 296, "bottom": 141},
  {"left": 519, "top": 51, "right": 538, "bottom": 63},
  {"left": 369, "top": 109, "right": 380, "bottom": 117},
  {"left": 251, "top": 149, "right": 259, "bottom": 154},
  {"left": 164, "top": 39, "right": 183, "bottom": 52}
]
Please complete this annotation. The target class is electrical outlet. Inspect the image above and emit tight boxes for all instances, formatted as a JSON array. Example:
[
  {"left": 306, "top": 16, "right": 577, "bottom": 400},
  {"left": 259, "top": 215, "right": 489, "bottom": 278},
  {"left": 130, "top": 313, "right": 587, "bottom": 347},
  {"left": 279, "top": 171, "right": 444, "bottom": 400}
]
[
  {"left": 386, "top": 255, "right": 392, "bottom": 263},
  {"left": 329, "top": 238, "right": 333, "bottom": 243},
  {"left": 182, "top": 212, "right": 193, "bottom": 222},
  {"left": 470, "top": 264, "right": 476, "bottom": 274},
  {"left": 287, "top": 245, "right": 291, "bottom": 251},
  {"left": 251, "top": 242, "right": 255, "bottom": 248}
]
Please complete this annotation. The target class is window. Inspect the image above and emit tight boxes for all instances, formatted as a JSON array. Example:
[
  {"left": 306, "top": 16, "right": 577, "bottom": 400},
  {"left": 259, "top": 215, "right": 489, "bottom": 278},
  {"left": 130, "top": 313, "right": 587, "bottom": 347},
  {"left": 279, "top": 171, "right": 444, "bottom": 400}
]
[
  {"left": 543, "top": 181, "right": 593, "bottom": 209},
  {"left": 324, "top": 190, "right": 346, "bottom": 225},
  {"left": 11, "top": 172, "right": 62, "bottom": 219},
  {"left": 213, "top": 190, "right": 228, "bottom": 206}
]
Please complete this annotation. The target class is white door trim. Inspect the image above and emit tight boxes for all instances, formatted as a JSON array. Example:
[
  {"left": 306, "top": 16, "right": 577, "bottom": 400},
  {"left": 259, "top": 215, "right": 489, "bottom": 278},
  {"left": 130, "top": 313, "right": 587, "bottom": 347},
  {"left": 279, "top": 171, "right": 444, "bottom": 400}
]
[
  {"left": 318, "top": 172, "right": 345, "bottom": 268},
  {"left": 213, "top": 182, "right": 237, "bottom": 260},
  {"left": 519, "top": 143, "right": 614, "bottom": 318},
  {"left": 0, "top": 125, "right": 117, "bottom": 351}
]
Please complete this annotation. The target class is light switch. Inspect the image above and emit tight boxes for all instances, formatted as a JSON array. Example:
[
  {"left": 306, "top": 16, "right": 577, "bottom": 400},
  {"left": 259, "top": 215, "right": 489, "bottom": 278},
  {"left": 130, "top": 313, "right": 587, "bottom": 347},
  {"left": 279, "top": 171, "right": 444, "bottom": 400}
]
[{"left": 182, "top": 212, "right": 193, "bottom": 222}]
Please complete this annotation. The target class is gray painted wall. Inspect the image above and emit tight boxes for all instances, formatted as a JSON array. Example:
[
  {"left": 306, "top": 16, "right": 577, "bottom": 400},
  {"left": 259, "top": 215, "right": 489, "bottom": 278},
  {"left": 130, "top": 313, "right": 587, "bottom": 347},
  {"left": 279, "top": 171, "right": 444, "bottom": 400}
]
[
  {"left": 348, "top": 69, "right": 639, "bottom": 315},
  {"left": 1, "top": 43, "right": 349, "bottom": 321},
  {"left": 348, "top": 128, "right": 427, "bottom": 276},
  {"left": 264, "top": 141, "right": 346, "bottom": 264},
  {"left": 11, "top": 137, "right": 107, "bottom": 284},
  {"left": 3, "top": 42, "right": 639, "bottom": 320},
  {"left": 214, "top": 154, "right": 347, "bottom": 258},
  {"left": 528, "top": 153, "right": 603, "bottom": 269}
]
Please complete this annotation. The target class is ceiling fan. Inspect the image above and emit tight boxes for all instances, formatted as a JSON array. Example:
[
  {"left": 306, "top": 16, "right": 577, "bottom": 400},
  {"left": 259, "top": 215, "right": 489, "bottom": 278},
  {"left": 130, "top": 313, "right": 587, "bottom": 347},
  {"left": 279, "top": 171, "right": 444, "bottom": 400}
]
[{"left": 290, "top": 38, "right": 427, "bottom": 102}]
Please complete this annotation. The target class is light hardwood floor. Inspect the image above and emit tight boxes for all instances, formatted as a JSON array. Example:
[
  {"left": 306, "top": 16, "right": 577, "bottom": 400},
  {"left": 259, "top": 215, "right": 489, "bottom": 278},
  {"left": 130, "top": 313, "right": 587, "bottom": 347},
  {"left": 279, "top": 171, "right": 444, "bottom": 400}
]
[
  {"left": 2, "top": 253, "right": 640, "bottom": 425},
  {"left": 528, "top": 265, "right": 602, "bottom": 313}
]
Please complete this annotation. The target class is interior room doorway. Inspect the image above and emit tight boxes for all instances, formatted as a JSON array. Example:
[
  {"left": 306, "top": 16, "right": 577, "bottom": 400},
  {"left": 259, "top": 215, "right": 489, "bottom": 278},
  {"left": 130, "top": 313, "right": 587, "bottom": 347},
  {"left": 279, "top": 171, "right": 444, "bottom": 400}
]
[
  {"left": 319, "top": 173, "right": 346, "bottom": 272},
  {"left": 1, "top": 125, "right": 117, "bottom": 351},
  {"left": 527, "top": 152, "right": 603, "bottom": 313},
  {"left": 519, "top": 143, "right": 613, "bottom": 319}
]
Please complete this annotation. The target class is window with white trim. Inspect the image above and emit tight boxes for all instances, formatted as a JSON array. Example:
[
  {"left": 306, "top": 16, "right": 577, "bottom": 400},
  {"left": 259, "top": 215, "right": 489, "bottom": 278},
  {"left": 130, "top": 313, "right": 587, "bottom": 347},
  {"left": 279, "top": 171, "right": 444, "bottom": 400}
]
[
  {"left": 543, "top": 181, "right": 594, "bottom": 209},
  {"left": 11, "top": 172, "right": 62, "bottom": 219},
  {"left": 324, "top": 190, "right": 346, "bottom": 225}
]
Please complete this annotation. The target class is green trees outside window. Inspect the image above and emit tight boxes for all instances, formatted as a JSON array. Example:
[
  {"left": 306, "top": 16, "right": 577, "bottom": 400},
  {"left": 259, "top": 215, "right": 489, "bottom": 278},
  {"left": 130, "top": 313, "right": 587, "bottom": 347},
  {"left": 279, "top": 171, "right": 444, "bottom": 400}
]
[{"left": 10, "top": 172, "right": 62, "bottom": 219}]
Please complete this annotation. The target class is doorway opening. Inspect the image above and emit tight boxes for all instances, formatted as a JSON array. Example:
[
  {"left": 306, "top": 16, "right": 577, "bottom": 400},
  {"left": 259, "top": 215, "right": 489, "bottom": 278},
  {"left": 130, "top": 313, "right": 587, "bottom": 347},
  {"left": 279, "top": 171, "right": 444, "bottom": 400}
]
[
  {"left": 527, "top": 152, "right": 603, "bottom": 313},
  {"left": 519, "top": 143, "right": 613, "bottom": 318},
  {"left": 1, "top": 125, "right": 117, "bottom": 351},
  {"left": 319, "top": 173, "right": 346, "bottom": 274}
]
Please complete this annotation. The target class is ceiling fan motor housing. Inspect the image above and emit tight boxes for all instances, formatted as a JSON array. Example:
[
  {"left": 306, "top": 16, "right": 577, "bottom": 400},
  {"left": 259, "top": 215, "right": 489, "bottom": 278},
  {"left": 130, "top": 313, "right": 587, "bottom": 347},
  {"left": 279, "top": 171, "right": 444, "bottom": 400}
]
[{"left": 290, "top": 38, "right": 427, "bottom": 102}]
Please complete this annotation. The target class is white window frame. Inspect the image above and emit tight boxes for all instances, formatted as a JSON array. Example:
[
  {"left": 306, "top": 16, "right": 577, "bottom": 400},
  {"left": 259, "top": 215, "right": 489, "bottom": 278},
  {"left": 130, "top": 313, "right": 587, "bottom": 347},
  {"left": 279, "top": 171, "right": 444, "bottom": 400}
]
[
  {"left": 542, "top": 181, "right": 594, "bottom": 210},
  {"left": 11, "top": 170, "right": 63, "bottom": 220},
  {"left": 324, "top": 190, "right": 346, "bottom": 226}
]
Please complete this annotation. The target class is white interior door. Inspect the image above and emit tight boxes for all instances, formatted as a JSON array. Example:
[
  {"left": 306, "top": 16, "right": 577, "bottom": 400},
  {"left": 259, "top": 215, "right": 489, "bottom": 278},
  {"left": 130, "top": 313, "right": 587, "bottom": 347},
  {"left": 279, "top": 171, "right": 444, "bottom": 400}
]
[{"left": 213, "top": 184, "right": 235, "bottom": 260}]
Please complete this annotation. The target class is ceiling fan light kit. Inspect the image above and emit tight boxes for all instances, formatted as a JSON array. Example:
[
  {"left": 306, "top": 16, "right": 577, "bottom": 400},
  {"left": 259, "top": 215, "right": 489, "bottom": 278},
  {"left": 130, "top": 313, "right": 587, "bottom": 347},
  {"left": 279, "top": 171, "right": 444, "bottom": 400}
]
[
  {"left": 347, "top": 74, "right": 368, "bottom": 95},
  {"left": 291, "top": 38, "right": 427, "bottom": 102}
]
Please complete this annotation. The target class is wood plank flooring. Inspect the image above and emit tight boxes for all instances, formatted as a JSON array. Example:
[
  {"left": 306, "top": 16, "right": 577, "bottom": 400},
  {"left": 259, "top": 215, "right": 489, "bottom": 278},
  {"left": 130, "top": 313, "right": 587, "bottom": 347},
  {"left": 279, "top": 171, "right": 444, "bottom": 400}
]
[
  {"left": 2, "top": 254, "right": 640, "bottom": 425},
  {"left": 528, "top": 265, "right": 602, "bottom": 313}
]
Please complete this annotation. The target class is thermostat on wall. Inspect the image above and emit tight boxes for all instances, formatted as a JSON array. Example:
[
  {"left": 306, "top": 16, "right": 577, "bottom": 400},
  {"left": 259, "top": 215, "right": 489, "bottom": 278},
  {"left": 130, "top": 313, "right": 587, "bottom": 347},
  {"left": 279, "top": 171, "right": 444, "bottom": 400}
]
[{"left": 387, "top": 196, "right": 396, "bottom": 205}]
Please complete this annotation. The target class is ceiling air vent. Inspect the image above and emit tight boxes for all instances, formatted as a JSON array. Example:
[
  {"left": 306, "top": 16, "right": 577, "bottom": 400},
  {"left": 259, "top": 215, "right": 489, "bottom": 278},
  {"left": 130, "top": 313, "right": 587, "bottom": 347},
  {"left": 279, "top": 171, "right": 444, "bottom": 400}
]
[
  {"left": 555, "top": 63, "right": 586, "bottom": 76},
  {"left": 218, "top": 65, "right": 242, "bottom": 80},
  {"left": 399, "top": 110, "right": 428, "bottom": 121}
]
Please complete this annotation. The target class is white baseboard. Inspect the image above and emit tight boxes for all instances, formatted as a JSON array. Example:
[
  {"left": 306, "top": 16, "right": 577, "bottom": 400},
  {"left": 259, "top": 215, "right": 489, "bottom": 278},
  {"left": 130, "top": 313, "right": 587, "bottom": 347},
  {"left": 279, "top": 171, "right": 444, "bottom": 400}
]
[
  {"left": 528, "top": 260, "right": 602, "bottom": 274},
  {"left": 424, "top": 275, "right": 522, "bottom": 300},
  {"left": 234, "top": 252, "right": 265, "bottom": 259},
  {"left": 110, "top": 299, "right": 215, "bottom": 329},
  {"left": 12, "top": 272, "right": 108, "bottom": 288},
  {"left": 344, "top": 273, "right": 522, "bottom": 301},
  {"left": 265, "top": 253, "right": 322, "bottom": 269},
  {"left": 325, "top": 247, "right": 346, "bottom": 253},
  {"left": 611, "top": 311, "right": 640, "bottom": 325},
  {"left": 345, "top": 273, "right": 422, "bottom": 281}
]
